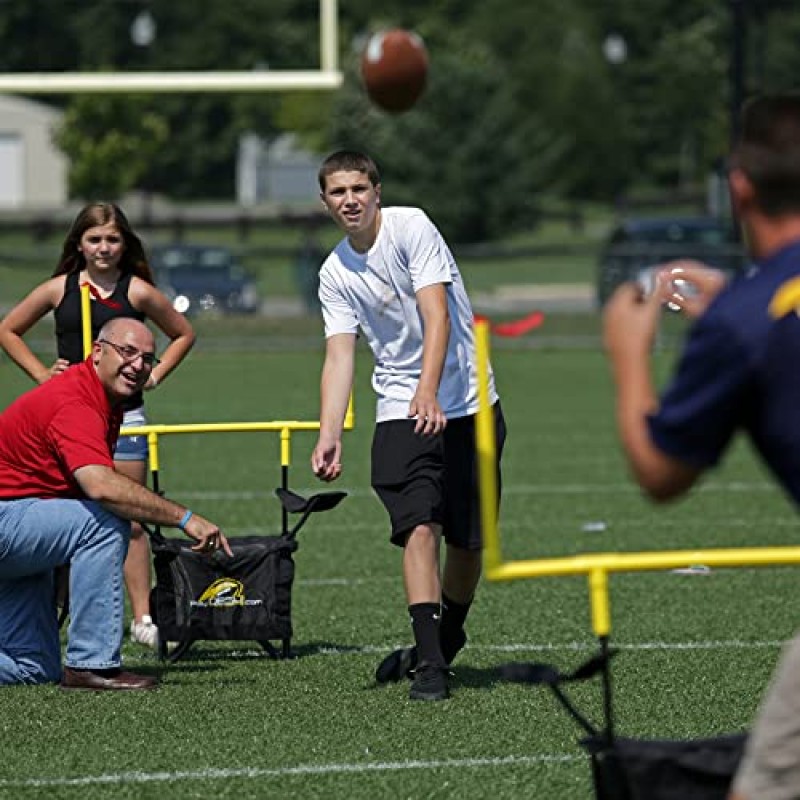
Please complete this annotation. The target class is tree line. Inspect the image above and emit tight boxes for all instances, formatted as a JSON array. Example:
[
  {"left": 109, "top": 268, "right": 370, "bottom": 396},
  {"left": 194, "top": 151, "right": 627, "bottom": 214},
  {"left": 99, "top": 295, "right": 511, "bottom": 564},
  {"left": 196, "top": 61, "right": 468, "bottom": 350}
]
[{"left": 1, "top": 0, "right": 797, "bottom": 241}]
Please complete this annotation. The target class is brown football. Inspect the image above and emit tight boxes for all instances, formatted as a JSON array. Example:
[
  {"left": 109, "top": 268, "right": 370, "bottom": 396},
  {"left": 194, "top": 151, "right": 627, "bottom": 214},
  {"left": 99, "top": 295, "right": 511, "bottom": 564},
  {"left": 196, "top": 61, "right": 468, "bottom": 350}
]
[{"left": 361, "top": 29, "right": 428, "bottom": 113}]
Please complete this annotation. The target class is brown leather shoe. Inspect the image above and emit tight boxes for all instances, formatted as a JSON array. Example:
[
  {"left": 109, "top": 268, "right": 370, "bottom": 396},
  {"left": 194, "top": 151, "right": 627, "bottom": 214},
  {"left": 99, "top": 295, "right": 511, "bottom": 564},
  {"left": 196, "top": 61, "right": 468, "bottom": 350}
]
[{"left": 60, "top": 666, "right": 158, "bottom": 691}]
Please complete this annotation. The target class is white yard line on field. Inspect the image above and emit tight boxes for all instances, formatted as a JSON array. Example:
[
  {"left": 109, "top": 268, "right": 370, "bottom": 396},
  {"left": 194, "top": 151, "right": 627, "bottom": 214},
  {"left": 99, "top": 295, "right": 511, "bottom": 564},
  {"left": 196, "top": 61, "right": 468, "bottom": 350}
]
[
  {"left": 120, "top": 638, "right": 788, "bottom": 663},
  {"left": 0, "top": 753, "right": 582, "bottom": 789},
  {"left": 325, "top": 639, "right": 789, "bottom": 656},
  {"left": 478, "top": 639, "right": 788, "bottom": 653}
]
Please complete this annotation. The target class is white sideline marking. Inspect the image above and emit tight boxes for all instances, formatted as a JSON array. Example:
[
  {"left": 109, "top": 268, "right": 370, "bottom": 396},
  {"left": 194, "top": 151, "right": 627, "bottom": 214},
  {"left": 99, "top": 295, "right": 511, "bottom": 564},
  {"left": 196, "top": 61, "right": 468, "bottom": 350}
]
[
  {"left": 0, "top": 754, "right": 581, "bottom": 788},
  {"left": 481, "top": 639, "right": 787, "bottom": 653},
  {"left": 319, "top": 639, "right": 787, "bottom": 656},
  {"left": 122, "top": 638, "right": 788, "bottom": 664},
  {"left": 300, "top": 577, "right": 392, "bottom": 586}
]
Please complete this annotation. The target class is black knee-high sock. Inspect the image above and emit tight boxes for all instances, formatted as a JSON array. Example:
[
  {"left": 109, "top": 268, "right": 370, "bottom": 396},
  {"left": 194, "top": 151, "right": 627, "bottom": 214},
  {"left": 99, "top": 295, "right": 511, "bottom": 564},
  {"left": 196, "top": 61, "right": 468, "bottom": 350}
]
[
  {"left": 440, "top": 593, "right": 471, "bottom": 663},
  {"left": 409, "top": 603, "right": 444, "bottom": 666}
]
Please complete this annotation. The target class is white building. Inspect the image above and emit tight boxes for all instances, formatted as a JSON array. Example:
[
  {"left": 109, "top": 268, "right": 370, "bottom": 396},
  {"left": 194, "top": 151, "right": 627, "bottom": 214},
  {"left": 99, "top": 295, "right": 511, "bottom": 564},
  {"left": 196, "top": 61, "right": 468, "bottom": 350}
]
[
  {"left": 0, "top": 95, "right": 67, "bottom": 209},
  {"left": 236, "top": 132, "right": 319, "bottom": 207}
]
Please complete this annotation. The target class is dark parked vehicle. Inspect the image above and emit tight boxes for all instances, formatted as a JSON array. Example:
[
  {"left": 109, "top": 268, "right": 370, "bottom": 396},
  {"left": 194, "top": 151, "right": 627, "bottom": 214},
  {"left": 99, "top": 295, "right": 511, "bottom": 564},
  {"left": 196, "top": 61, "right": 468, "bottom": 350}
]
[
  {"left": 150, "top": 244, "right": 260, "bottom": 315},
  {"left": 596, "top": 217, "right": 747, "bottom": 307}
]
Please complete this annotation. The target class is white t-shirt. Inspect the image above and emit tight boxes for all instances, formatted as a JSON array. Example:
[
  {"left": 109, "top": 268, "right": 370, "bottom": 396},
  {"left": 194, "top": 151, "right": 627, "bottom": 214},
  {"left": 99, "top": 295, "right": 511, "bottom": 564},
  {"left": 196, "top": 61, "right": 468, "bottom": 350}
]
[{"left": 319, "top": 206, "right": 498, "bottom": 422}]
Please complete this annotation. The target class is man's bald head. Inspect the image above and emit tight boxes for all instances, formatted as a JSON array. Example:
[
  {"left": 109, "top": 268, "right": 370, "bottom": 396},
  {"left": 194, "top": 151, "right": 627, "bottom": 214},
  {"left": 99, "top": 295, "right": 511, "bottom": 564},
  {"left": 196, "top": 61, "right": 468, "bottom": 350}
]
[
  {"left": 93, "top": 318, "right": 157, "bottom": 403},
  {"left": 97, "top": 317, "right": 155, "bottom": 349}
]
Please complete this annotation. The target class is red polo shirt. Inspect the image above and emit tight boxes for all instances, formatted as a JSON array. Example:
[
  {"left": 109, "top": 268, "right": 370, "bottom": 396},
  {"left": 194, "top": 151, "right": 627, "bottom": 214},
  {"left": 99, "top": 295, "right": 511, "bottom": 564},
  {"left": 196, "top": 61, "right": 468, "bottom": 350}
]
[{"left": 0, "top": 359, "right": 122, "bottom": 499}]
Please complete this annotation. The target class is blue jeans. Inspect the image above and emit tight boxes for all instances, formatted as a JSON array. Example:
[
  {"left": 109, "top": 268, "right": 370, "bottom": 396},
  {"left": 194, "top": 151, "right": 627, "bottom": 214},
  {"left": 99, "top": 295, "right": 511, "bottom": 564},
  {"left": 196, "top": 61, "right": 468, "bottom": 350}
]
[
  {"left": 0, "top": 498, "right": 131, "bottom": 685},
  {"left": 113, "top": 405, "right": 149, "bottom": 462}
]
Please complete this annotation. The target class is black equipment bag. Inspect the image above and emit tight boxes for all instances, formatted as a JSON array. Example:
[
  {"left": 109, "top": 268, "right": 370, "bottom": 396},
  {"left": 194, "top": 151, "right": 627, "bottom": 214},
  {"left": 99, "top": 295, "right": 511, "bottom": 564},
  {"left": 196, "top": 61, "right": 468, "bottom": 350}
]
[
  {"left": 150, "top": 534, "right": 298, "bottom": 657},
  {"left": 147, "top": 488, "right": 346, "bottom": 662},
  {"left": 500, "top": 648, "right": 747, "bottom": 799},
  {"left": 583, "top": 732, "right": 746, "bottom": 800}
]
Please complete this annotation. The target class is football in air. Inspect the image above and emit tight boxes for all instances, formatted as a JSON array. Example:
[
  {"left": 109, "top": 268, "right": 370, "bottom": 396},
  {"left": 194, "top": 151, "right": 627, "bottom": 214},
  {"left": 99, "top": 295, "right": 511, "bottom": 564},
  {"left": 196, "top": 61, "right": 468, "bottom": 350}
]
[{"left": 361, "top": 29, "right": 429, "bottom": 113}]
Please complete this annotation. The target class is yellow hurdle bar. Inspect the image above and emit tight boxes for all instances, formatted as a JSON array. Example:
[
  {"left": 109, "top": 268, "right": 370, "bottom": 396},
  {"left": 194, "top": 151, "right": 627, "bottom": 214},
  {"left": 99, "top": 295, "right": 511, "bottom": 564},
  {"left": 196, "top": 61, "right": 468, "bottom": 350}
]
[
  {"left": 488, "top": 547, "right": 800, "bottom": 580},
  {"left": 80, "top": 283, "right": 92, "bottom": 358},
  {"left": 121, "top": 421, "right": 327, "bottom": 436},
  {"left": 473, "top": 318, "right": 800, "bottom": 638},
  {"left": 120, "top": 418, "right": 354, "bottom": 477}
]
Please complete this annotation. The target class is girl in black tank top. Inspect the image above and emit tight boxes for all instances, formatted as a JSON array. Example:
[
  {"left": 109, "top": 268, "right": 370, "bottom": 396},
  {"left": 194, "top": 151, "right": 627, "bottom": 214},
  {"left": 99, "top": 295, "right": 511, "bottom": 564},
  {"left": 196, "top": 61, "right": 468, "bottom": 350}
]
[{"left": 55, "top": 272, "right": 147, "bottom": 411}]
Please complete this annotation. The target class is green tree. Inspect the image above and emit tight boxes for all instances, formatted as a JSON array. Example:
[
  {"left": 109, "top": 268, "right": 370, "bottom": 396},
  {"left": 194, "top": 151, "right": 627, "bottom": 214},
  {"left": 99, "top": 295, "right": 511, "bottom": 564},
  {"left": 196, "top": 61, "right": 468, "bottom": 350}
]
[
  {"left": 0, "top": 0, "right": 79, "bottom": 72},
  {"left": 55, "top": 95, "right": 168, "bottom": 201},
  {"left": 643, "top": 17, "right": 729, "bottom": 187},
  {"left": 462, "top": 0, "right": 635, "bottom": 200}
]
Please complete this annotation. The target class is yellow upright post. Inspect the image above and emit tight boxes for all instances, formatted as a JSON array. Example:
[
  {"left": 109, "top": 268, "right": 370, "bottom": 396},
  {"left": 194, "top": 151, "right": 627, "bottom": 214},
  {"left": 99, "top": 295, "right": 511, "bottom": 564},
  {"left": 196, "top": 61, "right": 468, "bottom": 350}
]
[
  {"left": 147, "top": 432, "right": 160, "bottom": 473},
  {"left": 588, "top": 568, "right": 612, "bottom": 638},
  {"left": 80, "top": 283, "right": 92, "bottom": 358},
  {"left": 280, "top": 427, "right": 291, "bottom": 468},
  {"left": 474, "top": 320, "right": 501, "bottom": 573}
]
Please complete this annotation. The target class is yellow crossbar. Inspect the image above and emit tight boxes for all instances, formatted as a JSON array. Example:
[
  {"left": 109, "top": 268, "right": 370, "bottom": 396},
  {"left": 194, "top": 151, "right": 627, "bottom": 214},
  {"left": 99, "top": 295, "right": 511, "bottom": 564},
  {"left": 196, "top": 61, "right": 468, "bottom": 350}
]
[{"left": 120, "top": 417, "right": 353, "bottom": 473}]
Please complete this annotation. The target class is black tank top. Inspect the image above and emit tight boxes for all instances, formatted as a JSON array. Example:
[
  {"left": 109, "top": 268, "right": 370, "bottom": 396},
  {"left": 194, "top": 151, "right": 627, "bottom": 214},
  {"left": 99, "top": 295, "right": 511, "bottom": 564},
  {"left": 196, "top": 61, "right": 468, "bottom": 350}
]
[{"left": 54, "top": 271, "right": 147, "bottom": 410}]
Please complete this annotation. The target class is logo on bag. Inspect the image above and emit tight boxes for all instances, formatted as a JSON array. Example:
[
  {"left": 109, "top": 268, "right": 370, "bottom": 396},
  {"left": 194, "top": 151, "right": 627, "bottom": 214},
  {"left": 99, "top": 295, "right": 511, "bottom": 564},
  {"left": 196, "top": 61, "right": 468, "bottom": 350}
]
[{"left": 190, "top": 577, "right": 262, "bottom": 608}]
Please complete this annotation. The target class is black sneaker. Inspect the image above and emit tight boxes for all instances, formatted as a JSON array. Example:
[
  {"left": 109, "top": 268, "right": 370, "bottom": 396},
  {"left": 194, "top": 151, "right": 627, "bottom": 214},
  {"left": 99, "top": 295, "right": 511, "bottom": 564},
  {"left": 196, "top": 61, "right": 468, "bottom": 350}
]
[
  {"left": 375, "top": 646, "right": 417, "bottom": 684},
  {"left": 375, "top": 630, "right": 468, "bottom": 684},
  {"left": 409, "top": 662, "right": 450, "bottom": 701}
]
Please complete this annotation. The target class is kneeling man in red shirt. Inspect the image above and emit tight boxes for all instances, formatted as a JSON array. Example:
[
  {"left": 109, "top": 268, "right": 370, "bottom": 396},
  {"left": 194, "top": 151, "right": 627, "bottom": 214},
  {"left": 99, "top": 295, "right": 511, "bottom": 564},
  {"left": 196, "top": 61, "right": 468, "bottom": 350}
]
[{"left": 0, "top": 317, "right": 231, "bottom": 690}]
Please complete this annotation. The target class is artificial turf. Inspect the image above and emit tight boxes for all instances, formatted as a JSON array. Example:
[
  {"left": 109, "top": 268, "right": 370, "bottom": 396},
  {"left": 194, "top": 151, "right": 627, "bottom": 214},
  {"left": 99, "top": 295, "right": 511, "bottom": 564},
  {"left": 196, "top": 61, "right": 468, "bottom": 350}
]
[{"left": 0, "top": 330, "right": 796, "bottom": 799}]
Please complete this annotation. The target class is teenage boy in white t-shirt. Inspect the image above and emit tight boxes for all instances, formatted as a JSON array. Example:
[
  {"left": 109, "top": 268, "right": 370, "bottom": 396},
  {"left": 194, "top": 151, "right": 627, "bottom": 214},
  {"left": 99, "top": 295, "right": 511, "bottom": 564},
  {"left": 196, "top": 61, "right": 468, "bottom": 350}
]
[{"left": 310, "top": 150, "right": 506, "bottom": 701}]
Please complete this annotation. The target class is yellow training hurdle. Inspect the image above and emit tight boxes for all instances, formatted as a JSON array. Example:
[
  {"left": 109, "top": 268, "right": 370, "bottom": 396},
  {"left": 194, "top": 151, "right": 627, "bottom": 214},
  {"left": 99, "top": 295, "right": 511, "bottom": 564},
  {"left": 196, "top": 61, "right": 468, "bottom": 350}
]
[
  {"left": 81, "top": 283, "right": 355, "bottom": 527},
  {"left": 119, "top": 407, "right": 354, "bottom": 535},
  {"left": 120, "top": 414, "right": 354, "bottom": 475},
  {"left": 474, "top": 319, "right": 800, "bottom": 639}
]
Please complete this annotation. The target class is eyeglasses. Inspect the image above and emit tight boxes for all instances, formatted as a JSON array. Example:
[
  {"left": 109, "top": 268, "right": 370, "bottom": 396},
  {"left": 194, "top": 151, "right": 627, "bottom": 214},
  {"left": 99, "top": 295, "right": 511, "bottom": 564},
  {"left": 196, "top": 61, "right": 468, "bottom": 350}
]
[{"left": 98, "top": 338, "right": 160, "bottom": 367}]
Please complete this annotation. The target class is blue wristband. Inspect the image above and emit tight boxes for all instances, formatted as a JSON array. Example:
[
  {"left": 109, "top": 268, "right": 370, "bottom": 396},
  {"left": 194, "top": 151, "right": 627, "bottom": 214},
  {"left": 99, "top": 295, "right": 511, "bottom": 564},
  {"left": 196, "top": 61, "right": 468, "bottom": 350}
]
[{"left": 178, "top": 509, "right": 193, "bottom": 530}]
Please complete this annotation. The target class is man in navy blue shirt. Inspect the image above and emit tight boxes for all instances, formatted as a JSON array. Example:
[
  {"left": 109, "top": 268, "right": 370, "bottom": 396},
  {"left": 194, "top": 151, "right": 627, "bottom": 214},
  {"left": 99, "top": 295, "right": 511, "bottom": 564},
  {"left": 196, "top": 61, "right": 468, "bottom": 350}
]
[{"left": 603, "top": 93, "right": 800, "bottom": 800}]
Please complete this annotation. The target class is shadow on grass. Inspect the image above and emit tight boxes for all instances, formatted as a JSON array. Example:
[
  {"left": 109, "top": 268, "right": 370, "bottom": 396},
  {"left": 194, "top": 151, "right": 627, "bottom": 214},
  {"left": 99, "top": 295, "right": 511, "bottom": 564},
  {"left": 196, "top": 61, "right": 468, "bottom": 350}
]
[
  {"left": 451, "top": 664, "right": 506, "bottom": 691},
  {"left": 364, "top": 664, "right": 507, "bottom": 693}
]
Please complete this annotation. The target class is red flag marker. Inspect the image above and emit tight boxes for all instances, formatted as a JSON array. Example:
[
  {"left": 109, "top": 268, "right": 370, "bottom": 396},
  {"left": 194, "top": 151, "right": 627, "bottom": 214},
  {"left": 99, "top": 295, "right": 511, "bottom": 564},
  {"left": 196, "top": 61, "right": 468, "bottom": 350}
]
[{"left": 474, "top": 311, "right": 545, "bottom": 337}]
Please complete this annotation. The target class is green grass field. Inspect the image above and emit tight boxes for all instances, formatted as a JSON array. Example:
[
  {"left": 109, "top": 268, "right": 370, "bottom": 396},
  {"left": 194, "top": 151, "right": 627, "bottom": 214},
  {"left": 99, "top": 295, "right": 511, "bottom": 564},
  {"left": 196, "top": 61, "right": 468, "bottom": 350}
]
[{"left": 0, "top": 326, "right": 798, "bottom": 799}]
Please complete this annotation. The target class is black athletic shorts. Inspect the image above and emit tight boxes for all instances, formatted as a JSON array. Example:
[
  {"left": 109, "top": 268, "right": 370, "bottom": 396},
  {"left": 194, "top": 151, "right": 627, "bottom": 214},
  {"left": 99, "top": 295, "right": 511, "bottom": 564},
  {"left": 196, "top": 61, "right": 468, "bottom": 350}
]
[{"left": 370, "top": 402, "right": 506, "bottom": 550}]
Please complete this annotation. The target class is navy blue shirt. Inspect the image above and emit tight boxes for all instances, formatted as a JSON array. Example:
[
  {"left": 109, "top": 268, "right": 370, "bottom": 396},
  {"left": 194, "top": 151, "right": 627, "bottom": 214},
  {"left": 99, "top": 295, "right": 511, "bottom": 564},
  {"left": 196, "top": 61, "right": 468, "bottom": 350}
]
[{"left": 648, "top": 239, "right": 800, "bottom": 505}]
